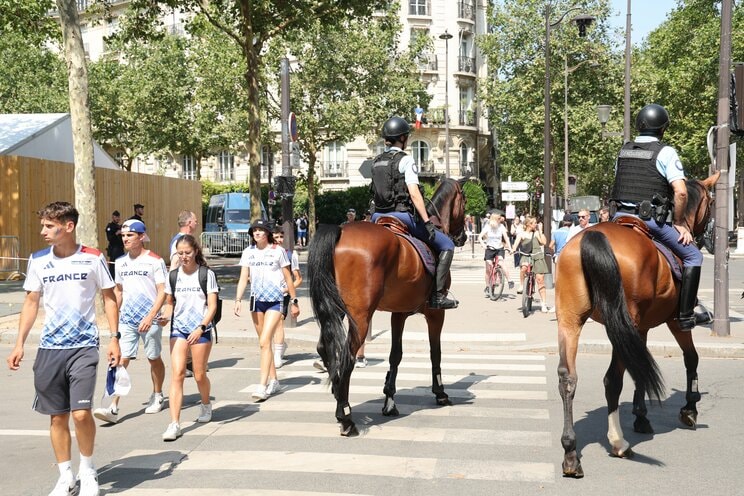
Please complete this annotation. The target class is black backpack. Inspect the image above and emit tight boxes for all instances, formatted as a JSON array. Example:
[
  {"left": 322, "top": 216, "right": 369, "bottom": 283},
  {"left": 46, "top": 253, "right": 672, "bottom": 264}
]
[
  {"left": 299, "top": 218, "right": 307, "bottom": 230},
  {"left": 169, "top": 265, "right": 222, "bottom": 343}
]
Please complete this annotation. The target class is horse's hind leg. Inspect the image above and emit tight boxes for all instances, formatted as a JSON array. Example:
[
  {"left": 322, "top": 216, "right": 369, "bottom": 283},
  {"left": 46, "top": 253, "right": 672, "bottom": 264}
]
[
  {"left": 629, "top": 330, "right": 654, "bottom": 434},
  {"left": 334, "top": 314, "right": 368, "bottom": 437},
  {"left": 604, "top": 352, "right": 633, "bottom": 457},
  {"left": 558, "top": 323, "right": 582, "bottom": 478},
  {"left": 671, "top": 327, "right": 701, "bottom": 429},
  {"left": 382, "top": 313, "right": 407, "bottom": 416},
  {"left": 425, "top": 309, "right": 450, "bottom": 406}
]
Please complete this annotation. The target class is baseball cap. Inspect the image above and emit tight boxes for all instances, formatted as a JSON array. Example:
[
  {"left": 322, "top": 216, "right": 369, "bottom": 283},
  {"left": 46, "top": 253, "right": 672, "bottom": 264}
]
[
  {"left": 347, "top": 208, "right": 356, "bottom": 214},
  {"left": 121, "top": 219, "right": 151, "bottom": 242},
  {"left": 103, "top": 365, "right": 131, "bottom": 399}
]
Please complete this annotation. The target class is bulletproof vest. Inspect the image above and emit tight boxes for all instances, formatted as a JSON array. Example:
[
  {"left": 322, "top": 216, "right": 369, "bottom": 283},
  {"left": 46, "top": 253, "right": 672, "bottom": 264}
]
[
  {"left": 611, "top": 140, "right": 673, "bottom": 205},
  {"left": 370, "top": 150, "right": 412, "bottom": 213}
]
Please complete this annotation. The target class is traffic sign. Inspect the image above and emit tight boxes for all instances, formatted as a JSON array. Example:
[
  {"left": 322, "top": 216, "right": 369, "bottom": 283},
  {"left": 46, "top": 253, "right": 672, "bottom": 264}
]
[
  {"left": 501, "top": 181, "right": 529, "bottom": 191},
  {"left": 288, "top": 112, "right": 298, "bottom": 142},
  {"left": 502, "top": 191, "right": 530, "bottom": 202}
]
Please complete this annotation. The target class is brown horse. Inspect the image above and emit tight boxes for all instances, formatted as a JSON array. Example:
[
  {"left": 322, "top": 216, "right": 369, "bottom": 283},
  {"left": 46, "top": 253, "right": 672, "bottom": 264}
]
[
  {"left": 307, "top": 178, "right": 466, "bottom": 436},
  {"left": 556, "top": 172, "right": 719, "bottom": 478}
]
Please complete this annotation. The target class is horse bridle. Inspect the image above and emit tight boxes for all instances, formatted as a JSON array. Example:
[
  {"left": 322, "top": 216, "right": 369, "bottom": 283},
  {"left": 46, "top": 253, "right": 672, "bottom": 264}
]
[
  {"left": 689, "top": 181, "right": 713, "bottom": 236},
  {"left": 425, "top": 183, "right": 467, "bottom": 247}
]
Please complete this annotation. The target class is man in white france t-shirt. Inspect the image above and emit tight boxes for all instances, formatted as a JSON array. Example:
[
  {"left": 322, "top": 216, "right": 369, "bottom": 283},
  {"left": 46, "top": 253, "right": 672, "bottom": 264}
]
[{"left": 6, "top": 201, "right": 120, "bottom": 496}]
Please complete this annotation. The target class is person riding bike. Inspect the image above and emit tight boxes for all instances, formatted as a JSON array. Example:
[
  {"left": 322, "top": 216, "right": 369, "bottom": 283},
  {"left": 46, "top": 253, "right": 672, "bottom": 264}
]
[
  {"left": 369, "top": 116, "right": 458, "bottom": 309},
  {"left": 609, "top": 103, "right": 702, "bottom": 330},
  {"left": 478, "top": 212, "right": 514, "bottom": 293}
]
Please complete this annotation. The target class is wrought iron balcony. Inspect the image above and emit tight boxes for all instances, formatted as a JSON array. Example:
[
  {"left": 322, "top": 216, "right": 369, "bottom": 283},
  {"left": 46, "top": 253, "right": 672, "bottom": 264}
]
[
  {"left": 459, "top": 1, "right": 475, "bottom": 21},
  {"left": 320, "top": 161, "right": 348, "bottom": 178},
  {"left": 458, "top": 110, "right": 476, "bottom": 127},
  {"left": 458, "top": 56, "right": 476, "bottom": 74}
]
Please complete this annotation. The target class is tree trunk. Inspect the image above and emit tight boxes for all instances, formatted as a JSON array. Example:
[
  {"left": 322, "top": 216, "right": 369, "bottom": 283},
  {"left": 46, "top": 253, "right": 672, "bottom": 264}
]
[
  {"left": 307, "top": 144, "right": 318, "bottom": 239},
  {"left": 56, "top": 0, "right": 97, "bottom": 248}
]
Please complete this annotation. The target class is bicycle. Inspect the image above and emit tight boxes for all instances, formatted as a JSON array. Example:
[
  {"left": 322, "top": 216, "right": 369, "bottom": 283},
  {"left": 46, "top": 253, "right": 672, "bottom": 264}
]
[
  {"left": 515, "top": 250, "right": 536, "bottom": 318},
  {"left": 484, "top": 251, "right": 507, "bottom": 301}
]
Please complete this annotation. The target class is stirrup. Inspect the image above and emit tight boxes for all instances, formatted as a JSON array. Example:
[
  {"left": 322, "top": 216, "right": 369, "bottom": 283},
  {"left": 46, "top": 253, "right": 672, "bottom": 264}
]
[
  {"left": 430, "top": 292, "right": 458, "bottom": 309},
  {"left": 677, "top": 315, "right": 696, "bottom": 331}
]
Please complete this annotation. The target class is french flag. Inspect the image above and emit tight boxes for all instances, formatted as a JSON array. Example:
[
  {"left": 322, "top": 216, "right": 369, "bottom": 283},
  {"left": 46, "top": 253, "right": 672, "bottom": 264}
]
[{"left": 414, "top": 106, "right": 424, "bottom": 129}]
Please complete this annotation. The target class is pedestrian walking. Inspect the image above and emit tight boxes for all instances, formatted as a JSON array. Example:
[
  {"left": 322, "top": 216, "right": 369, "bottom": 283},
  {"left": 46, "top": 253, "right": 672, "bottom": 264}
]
[
  {"left": 6, "top": 201, "right": 121, "bottom": 496},
  {"left": 105, "top": 210, "right": 124, "bottom": 278},
  {"left": 271, "top": 225, "right": 302, "bottom": 368},
  {"left": 93, "top": 220, "right": 167, "bottom": 425},
  {"left": 234, "top": 220, "right": 300, "bottom": 401},
  {"left": 160, "top": 234, "right": 218, "bottom": 441}
]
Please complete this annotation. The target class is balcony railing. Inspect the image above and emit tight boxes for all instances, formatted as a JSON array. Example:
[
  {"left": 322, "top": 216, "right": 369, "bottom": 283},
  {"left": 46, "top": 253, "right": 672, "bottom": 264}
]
[
  {"left": 458, "top": 1, "right": 476, "bottom": 21},
  {"left": 458, "top": 109, "right": 476, "bottom": 127},
  {"left": 408, "top": 0, "right": 431, "bottom": 16},
  {"left": 425, "top": 107, "right": 447, "bottom": 126},
  {"left": 459, "top": 161, "right": 476, "bottom": 176},
  {"left": 320, "top": 161, "right": 348, "bottom": 178},
  {"left": 458, "top": 56, "right": 476, "bottom": 74},
  {"left": 417, "top": 160, "right": 436, "bottom": 173},
  {"left": 416, "top": 54, "right": 438, "bottom": 72}
]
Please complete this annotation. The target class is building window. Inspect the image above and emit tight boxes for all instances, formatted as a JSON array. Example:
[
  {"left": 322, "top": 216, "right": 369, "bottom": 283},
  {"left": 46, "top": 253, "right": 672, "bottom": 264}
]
[
  {"left": 459, "top": 86, "right": 475, "bottom": 126},
  {"left": 260, "top": 146, "right": 273, "bottom": 181},
  {"left": 458, "top": 34, "right": 475, "bottom": 73},
  {"left": 372, "top": 140, "right": 385, "bottom": 157},
  {"left": 459, "top": 143, "right": 473, "bottom": 176},
  {"left": 182, "top": 155, "right": 197, "bottom": 180},
  {"left": 410, "top": 140, "right": 430, "bottom": 171},
  {"left": 322, "top": 141, "right": 347, "bottom": 177},
  {"left": 217, "top": 151, "right": 235, "bottom": 182},
  {"left": 409, "top": 0, "right": 429, "bottom": 16}
]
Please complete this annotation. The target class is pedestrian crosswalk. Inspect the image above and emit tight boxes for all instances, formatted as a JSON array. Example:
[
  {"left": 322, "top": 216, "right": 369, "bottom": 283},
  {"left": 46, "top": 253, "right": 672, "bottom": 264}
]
[{"left": 108, "top": 350, "right": 557, "bottom": 493}]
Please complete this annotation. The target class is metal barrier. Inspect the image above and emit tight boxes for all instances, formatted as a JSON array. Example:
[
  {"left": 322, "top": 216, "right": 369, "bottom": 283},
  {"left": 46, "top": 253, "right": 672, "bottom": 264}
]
[
  {"left": 200, "top": 231, "right": 252, "bottom": 256},
  {"left": 0, "top": 236, "right": 24, "bottom": 280}
]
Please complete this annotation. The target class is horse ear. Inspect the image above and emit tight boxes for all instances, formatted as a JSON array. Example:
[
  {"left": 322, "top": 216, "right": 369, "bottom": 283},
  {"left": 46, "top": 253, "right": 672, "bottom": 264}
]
[{"left": 701, "top": 171, "right": 721, "bottom": 190}]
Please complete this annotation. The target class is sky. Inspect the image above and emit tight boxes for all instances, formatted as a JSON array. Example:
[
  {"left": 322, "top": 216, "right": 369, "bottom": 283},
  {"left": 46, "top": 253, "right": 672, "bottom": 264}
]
[{"left": 609, "top": 0, "right": 678, "bottom": 45}]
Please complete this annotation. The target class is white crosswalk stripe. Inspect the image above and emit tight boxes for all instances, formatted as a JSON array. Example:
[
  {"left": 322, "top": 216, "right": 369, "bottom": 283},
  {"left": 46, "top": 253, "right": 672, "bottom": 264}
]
[{"left": 112, "top": 349, "right": 556, "bottom": 491}]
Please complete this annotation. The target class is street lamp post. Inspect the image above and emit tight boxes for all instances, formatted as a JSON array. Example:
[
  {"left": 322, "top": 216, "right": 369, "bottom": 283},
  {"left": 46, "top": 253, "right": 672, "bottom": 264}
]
[
  {"left": 543, "top": 4, "right": 594, "bottom": 243},
  {"left": 439, "top": 30, "right": 453, "bottom": 178}
]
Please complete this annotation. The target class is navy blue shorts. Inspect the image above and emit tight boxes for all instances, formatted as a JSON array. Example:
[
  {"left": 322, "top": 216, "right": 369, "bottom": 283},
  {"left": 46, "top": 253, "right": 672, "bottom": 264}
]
[
  {"left": 253, "top": 300, "right": 282, "bottom": 314},
  {"left": 170, "top": 329, "right": 212, "bottom": 344}
]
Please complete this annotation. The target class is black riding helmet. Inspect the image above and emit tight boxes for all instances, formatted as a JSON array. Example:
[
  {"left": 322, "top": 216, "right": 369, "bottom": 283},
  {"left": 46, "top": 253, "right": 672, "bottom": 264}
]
[
  {"left": 382, "top": 116, "right": 411, "bottom": 142},
  {"left": 635, "top": 104, "right": 670, "bottom": 137}
]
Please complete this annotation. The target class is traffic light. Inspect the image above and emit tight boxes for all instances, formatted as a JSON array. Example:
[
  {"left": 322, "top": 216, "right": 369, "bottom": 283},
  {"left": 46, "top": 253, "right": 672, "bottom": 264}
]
[
  {"left": 730, "top": 63, "right": 744, "bottom": 136},
  {"left": 568, "top": 175, "right": 577, "bottom": 195}
]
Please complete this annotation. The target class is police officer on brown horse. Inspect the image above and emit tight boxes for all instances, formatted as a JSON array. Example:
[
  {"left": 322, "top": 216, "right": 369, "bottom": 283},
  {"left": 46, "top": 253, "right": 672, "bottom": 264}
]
[
  {"left": 369, "top": 116, "right": 458, "bottom": 309},
  {"left": 610, "top": 103, "right": 703, "bottom": 330}
]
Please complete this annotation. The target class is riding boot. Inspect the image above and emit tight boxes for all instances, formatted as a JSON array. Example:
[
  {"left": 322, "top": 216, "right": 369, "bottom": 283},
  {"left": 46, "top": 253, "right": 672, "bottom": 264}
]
[
  {"left": 430, "top": 250, "right": 458, "bottom": 309},
  {"left": 678, "top": 266, "right": 701, "bottom": 331}
]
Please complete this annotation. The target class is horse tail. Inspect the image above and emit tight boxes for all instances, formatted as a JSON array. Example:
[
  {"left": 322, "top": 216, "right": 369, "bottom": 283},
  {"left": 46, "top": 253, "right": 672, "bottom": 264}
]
[
  {"left": 307, "top": 224, "right": 357, "bottom": 386},
  {"left": 580, "top": 230, "right": 665, "bottom": 401}
]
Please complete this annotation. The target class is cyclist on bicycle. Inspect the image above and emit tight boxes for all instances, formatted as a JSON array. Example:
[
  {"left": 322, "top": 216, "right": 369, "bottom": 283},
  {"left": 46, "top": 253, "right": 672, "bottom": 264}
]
[
  {"left": 478, "top": 212, "right": 513, "bottom": 295},
  {"left": 512, "top": 216, "right": 553, "bottom": 313}
]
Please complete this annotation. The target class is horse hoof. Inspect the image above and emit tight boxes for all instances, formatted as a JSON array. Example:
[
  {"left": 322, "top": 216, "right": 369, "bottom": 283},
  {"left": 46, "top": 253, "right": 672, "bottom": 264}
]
[
  {"left": 382, "top": 405, "right": 399, "bottom": 417},
  {"left": 679, "top": 409, "right": 698, "bottom": 429},
  {"left": 611, "top": 446, "right": 634, "bottom": 459},
  {"left": 633, "top": 417, "right": 654, "bottom": 434},
  {"left": 340, "top": 423, "right": 359, "bottom": 437},
  {"left": 562, "top": 461, "right": 584, "bottom": 479},
  {"left": 436, "top": 395, "right": 452, "bottom": 406}
]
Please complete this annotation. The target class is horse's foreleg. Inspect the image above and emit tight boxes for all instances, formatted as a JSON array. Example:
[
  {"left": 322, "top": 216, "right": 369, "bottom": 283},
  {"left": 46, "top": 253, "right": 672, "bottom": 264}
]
[
  {"left": 671, "top": 328, "right": 701, "bottom": 429},
  {"left": 604, "top": 353, "right": 633, "bottom": 458},
  {"left": 425, "top": 309, "right": 450, "bottom": 406},
  {"left": 382, "top": 313, "right": 407, "bottom": 416},
  {"left": 558, "top": 325, "right": 583, "bottom": 478}
]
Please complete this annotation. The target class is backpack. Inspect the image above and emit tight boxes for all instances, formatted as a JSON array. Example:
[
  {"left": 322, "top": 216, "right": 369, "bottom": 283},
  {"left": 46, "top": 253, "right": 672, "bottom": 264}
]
[
  {"left": 169, "top": 265, "right": 222, "bottom": 343},
  {"left": 299, "top": 218, "right": 307, "bottom": 230}
]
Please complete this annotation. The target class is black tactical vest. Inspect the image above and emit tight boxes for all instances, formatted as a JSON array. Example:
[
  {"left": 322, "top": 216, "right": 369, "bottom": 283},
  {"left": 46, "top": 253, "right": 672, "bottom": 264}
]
[
  {"left": 370, "top": 150, "right": 412, "bottom": 213},
  {"left": 611, "top": 140, "right": 673, "bottom": 205}
]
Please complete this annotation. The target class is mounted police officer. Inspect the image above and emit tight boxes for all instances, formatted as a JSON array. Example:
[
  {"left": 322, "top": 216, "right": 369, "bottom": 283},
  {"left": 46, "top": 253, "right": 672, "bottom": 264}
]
[
  {"left": 369, "top": 116, "right": 458, "bottom": 309},
  {"left": 610, "top": 104, "right": 702, "bottom": 330}
]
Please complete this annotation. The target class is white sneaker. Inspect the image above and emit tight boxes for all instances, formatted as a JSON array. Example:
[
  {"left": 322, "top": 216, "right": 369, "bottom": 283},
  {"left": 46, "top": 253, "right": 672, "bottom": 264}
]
[
  {"left": 196, "top": 403, "right": 212, "bottom": 423},
  {"left": 48, "top": 472, "right": 75, "bottom": 496},
  {"left": 252, "top": 385, "right": 268, "bottom": 401},
  {"left": 77, "top": 469, "right": 99, "bottom": 496},
  {"left": 162, "top": 422, "right": 182, "bottom": 441},
  {"left": 93, "top": 406, "right": 118, "bottom": 424},
  {"left": 355, "top": 356, "right": 368, "bottom": 368},
  {"left": 144, "top": 393, "right": 164, "bottom": 414},
  {"left": 541, "top": 304, "right": 549, "bottom": 313},
  {"left": 273, "top": 342, "right": 287, "bottom": 368},
  {"left": 265, "top": 379, "right": 280, "bottom": 396}
]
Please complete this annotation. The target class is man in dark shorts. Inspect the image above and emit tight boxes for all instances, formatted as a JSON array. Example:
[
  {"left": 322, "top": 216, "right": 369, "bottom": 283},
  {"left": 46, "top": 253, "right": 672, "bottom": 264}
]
[{"left": 6, "top": 201, "right": 121, "bottom": 496}]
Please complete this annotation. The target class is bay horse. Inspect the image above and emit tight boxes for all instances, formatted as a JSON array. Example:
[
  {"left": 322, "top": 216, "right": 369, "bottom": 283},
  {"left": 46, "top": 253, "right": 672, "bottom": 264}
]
[
  {"left": 556, "top": 172, "right": 719, "bottom": 478},
  {"left": 307, "top": 178, "right": 467, "bottom": 436}
]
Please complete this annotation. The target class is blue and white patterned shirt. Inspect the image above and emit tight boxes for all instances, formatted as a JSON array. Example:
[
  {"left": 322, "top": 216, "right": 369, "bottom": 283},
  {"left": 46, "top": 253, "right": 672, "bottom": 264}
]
[
  {"left": 239, "top": 244, "right": 289, "bottom": 302},
  {"left": 115, "top": 250, "right": 167, "bottom": 327}
]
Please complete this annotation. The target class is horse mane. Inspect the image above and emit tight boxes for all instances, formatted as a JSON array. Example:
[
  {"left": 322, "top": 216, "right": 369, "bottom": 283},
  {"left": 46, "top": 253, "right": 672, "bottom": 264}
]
[
  {"left": 428, "top": 178, "right": 463, "bottom": 217},
  {"left": 684, "top": 179, "right": 703, "bottom": 218}
]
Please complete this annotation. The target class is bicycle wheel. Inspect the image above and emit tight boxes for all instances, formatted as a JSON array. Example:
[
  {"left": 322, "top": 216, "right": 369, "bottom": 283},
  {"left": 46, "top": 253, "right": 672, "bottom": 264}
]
[
  {"left": 526, "top": 274, "right": 534, "bottom": 313},
  {"left": 489, "top": 266, "right": 506, "bottom": 301}
]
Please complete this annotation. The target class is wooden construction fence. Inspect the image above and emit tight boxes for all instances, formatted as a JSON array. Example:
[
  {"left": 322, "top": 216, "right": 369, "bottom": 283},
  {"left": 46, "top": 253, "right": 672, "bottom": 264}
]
[{"left": 0, "top": 156, "right": 201, "bottom": 267}]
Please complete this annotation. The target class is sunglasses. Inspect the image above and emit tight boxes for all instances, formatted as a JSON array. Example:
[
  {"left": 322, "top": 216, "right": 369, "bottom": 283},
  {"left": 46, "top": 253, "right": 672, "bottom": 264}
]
[{"left": 578, "top": 215, "right": 588, "bottom": 219}]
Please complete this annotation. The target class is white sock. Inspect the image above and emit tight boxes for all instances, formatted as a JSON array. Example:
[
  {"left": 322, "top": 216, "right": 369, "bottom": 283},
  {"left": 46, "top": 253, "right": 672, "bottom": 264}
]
[
  {"left": 79, "top": 454, "right": 95, "bottom": 473},
  {"left": 58, "top": 460, "right": 73, "bottom": 477}
]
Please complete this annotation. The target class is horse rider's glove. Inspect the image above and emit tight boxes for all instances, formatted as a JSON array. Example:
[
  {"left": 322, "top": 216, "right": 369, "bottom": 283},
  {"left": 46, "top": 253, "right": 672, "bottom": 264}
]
[{"left": 425, "top": 221, "right": 437, "bottom": 242}]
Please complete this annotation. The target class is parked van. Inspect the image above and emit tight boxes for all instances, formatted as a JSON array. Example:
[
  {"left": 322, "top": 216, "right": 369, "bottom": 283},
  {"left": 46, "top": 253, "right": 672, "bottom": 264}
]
[{"left": 203, "top": 192, "right": 267, "bottom": 254}]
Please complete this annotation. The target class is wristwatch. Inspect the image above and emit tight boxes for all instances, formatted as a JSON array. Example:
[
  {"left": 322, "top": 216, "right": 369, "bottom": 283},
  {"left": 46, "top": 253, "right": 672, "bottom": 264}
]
[
  {"left": 291, "top": 298, "right": 299, "bottom": 305},
  {"left": 111, "top": 331, "right": 121, "bottom": 340},
  {"left": 198, "top": 324, "right": 207, "bottom": 332}
]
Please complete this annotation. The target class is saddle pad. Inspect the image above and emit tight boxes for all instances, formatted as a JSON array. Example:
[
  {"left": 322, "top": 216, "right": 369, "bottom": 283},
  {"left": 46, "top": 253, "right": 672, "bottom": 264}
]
[
  {"left": 398, "top": 233, "right": 436, "bottom": 276},
  {"left": 653, "top": 240, "right": 682, "bottom": 281}
]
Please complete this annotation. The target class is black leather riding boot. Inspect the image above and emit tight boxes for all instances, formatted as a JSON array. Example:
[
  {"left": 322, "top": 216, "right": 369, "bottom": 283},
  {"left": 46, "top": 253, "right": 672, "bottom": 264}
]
[
  {"left": 678, "top": 266, "right": 701, "bottom": 331},
  {"left": 430, "top": 250, "right": 458, "bottom": 309}
]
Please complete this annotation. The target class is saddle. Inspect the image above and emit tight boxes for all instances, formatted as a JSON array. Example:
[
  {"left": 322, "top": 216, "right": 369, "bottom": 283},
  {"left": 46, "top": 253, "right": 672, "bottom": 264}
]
[
  {"left": 613, "top": 216, "right": 682, "bottom": 281},
  {"left": 374, "top": 215, "right": 436, "bottom": 275}
]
